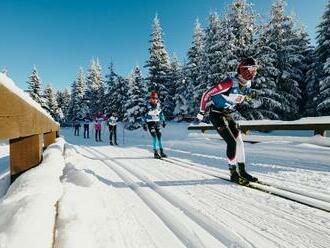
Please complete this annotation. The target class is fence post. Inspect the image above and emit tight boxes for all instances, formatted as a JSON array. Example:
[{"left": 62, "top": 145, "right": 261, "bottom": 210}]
[
  {"left": 10, "top": 134, "right": 43, "bottom": 181},
  {"left": 44, "top": 131, "right": 57, "bottom": 148}
]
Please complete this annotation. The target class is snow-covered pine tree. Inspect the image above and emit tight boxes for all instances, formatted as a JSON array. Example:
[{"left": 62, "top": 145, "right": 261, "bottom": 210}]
[
  {"left": 86, "top": 59, "right": 105, "bottom": 116},
  {"left": 185, "top": 19, "right": 205, "bottom": 115},
  {"left": 294, "top": 27, "right": 315, "bottom": 116},
  {"left": 104, "top": 61, "right": 118, "bottom": 115},
  {"left": 253, "top": 22, "right": 283, "bottom": 120},
  {"left": 193, "top": 13, "right": 219, "bottom": 115},
  {"left": 224, "top": 0, "right": 261, "bottom": 120},
  {"left": 124, "top": 66, "right": 147, "bottom": 129},
  {"left": 203, "top": 12, "right": 221, "bottom": 87},
  {"left": 114, "top": 76, "right": 129, "bottom": 120},
  {"left": 43, "top": 84, "right": 61, "bottom": 121},
  {"left": 68, "top": 68, "right": 88, "bottom": 121},
  {"left": 56, "top": 88, "right": 71, "bottom": 125},
  {"left": 273, "top": 0, "right": 302, "bottom": 120},
  {"left": 164, "top": 54, "right": 181, "bottom": 119},
  {"left": 144, "top": 15, "right": 171, "bottom": 104},
  {"left": 316, "top": 0, "right": 330, "bottom": 116},
  {"left": 304, "top": 51, "right": 322, "bottom": 117},
  {"left": 26, "top": 66, "right": 47, "bottom": 108}
]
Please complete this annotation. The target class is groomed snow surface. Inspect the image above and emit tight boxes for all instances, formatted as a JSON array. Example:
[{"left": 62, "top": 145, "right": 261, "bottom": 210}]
[{"left": 0, "top": 123, "right": 330, "bottom": 248}]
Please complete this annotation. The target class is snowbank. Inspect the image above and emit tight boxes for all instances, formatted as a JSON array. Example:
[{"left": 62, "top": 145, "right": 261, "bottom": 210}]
[
  {"left": 0, "top": 138, "right": 66, "bottom": 248},
  {"left": 0, "top": 73, "right": 53, "bottom": 120}
]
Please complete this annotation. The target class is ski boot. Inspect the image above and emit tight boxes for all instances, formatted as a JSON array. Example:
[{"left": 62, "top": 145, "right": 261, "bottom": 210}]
[
  {"left": 229, "top": 165, "right": 240, "bottom": 184},
  {"left": 154, "top": 150, "right": 162, "bottom": 159},
  {"left": 110, "top": 142, "right": 114, "bottom": 146},
  {"left": 160, "top": 148, "right": 167, "bottom": 158},
  {"left": 238, "top": 163, "right": 258, "bottom": 182}
]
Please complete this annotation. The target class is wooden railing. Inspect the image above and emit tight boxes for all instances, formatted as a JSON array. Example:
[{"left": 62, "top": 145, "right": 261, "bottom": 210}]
[
  {"left": 0, "top": 74, "right": 60, "bottom": 181},
  {"left": 188, "top": 117, "right": 330, "bottom": 137}
]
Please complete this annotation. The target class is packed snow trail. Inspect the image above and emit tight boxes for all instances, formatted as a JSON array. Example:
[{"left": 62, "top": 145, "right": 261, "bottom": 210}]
[{"left": 56, "top": 125, "right": 330, "bottom": 247}]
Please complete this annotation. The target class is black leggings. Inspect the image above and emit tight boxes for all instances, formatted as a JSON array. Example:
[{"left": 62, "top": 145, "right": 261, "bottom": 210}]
[
  {"left": 209, "top": 111, "right": 239, "bottom": 161},
  {"left": 109, "top": 125, "right": 117, "bottom": 143}
]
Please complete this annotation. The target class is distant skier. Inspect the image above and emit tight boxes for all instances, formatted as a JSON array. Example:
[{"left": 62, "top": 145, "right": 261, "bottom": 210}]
[
  {"left": 83, "top": 115, "right": 92, "bottom": 139},
  {"left": 143, "top": 91, "right": 167, "bottom": 159},
  {"left": 73, "top": 117, "right": 81, "bottom": 136},
  {"left": 108, "top": 112, "right": 118, "bottom": 145},
  {"left": 94, "top": 119, "right": 102, "bottom": 142},
  {"left": 94, "top": 112, "right": 104, "bottom": 142},
  {"left": 197, "top": 57, "right": 258, "bottom": 184}
]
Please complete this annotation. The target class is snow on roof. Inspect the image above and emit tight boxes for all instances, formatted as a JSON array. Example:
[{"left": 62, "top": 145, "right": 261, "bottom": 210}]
[{"left": 0, "top": 72, "right": 54, "bottom": 121}]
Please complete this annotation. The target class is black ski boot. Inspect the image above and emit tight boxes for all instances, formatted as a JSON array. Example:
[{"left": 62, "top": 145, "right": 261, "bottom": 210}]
[
  {"left": 160, "top": 148, "right": 167, "bottom": 158},
  {"left": 154, "top": 150, "right": 162, "bottom": 159},
  {"left": 238, "top": 163, "right": 258, "bottom": 182},
  {"left": 229, "top": 165, "right": 240, "bottom": 183},
  {"left": 110, "top": 141, "right": 114, "bottom": 145}
]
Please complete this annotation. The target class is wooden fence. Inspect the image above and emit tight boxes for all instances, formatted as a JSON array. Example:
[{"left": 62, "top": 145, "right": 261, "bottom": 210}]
[
  {"left": 0, "top": 78, "right": 60, "bottom": 181},
  {"left": 188, "top": 118, "right": 330, "bottom": 137}
]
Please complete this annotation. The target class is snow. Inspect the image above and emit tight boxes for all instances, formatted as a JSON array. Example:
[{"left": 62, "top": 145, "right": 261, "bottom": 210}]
[
  {"left": 0, "top": 138, "right": 65, "bottom": 248},
  {"left": 0, "top": 73, "right": 53, "bottom": 120},
  {"left": 0, "top": 122, "right": 330, "bottom": 247},
  {"left": 0, "top": 141, "right": 9, "bottom": 198}
]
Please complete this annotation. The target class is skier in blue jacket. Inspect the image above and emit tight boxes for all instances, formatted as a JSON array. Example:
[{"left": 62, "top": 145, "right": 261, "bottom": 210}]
[
  {"left": 143, "top": 91, "right": 167, "bottom": 159},
  {"left": 197, "top": 57, "right": 258, "bottom": 184}
]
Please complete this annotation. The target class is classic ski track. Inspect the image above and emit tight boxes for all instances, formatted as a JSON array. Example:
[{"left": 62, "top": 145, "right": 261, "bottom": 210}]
[
  {"left": 129, "top": 155, "right": 330, "bottom": 246},
  {"left": 163, "top": 156, "right": 330, "bottom": 212},
  {"left": 167, "top": 156, "right": 330, "bottom": 202},
  {"left": 75, "top": 145, "right": 330, "bottom": 247},
  {"left": 119, "top": 151, "right": 330, "bottom": 247},
  {"left": 164, "top": 146, "right": 330, "bottom": 194},
  {"left": 84, "top": 146, "right": 290, "bottom": 248},
  {"left": 77, "top": 145, "right": 249, "bottom": 248}
]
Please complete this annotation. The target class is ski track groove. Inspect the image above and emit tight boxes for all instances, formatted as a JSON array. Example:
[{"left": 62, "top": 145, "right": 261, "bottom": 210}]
[
  {"left": 77, "top": 146, "right": 231, "bottom": 248},
  {"left": 121, "top": 153, "right": 330, "bottom": 248},
  {"left": 74, "top": 144, "right": 330, "bottom": 248},
  {"left": 146, "top": 157, "right": 330, "bottom": 247},
  {"left": 164, "top": 153, "right": 330, "bottom": 212},
  {"left": 80, "top": 145, "right": 256, "bottom": 248},
  {"left": 85, "top": 146, "right": 283, "bottom": 247},
  {"left": 120, "top": 148, "right": 330, "bottom": 247}
]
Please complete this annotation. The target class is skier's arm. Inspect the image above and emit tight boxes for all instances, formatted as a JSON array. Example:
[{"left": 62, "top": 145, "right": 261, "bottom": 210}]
[{"left": 199, "top": 79, "right": 233, "bottom": 113}]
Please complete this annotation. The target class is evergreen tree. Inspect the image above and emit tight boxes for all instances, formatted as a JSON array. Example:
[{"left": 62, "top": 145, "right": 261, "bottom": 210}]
[
  {"left": 68, "top": 68, "right": 88, "bottom": 121},
  {"left": 316, "top": 0, "right": 330, "bottom": 115},
  {"left": 144, "top": 15, "right": 171, "bottom": 103},
  {"left": 164, "top": 54, "right": 181, "bottom": 119},
  {"left": 86, "top": 59, "right": 105, "bottom": 115},
  {"left": 124, "top": 66, "right": 147, "bottom": 129},
  {"left": 26, "top": 66, "right": 46, "bottom": 108},
  {"left": 186, "top": 19, "right": 205, "bottom": 115},
  {"left": 43, "top": 84, "right": 61, "bottom": 121},
  {"left": 56, "top": 88, "right": 71, "bottom": 124},
  {"left": 104, "top": 61, "right": 118, "bottom": 115}
]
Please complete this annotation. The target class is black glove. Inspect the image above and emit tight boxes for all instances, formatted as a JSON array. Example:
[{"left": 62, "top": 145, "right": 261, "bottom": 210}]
[
  {"left": 162, "top": 122, "right": 166, "bottom": 128},
  {"left": 143, "top": 124, "right": 148, "bottom": 131}
]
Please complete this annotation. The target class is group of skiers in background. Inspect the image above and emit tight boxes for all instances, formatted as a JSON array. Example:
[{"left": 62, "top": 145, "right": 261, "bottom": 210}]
[
  {"left": 72, "top": 57, "right": 258, "bottom": 185},
  {"left": 73, "top": 112, "right": 119, "bottom": 145}
]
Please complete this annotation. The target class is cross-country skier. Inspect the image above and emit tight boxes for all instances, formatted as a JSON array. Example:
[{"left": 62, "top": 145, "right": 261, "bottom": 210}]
[
  {"left": 83, "top": 114, "right": 92, "bottom": 139},
  {"left": 108, "top": 112, "right": 118, "bottom": 145},
  {"left": 197, "top": 57, "right": 258, "bottom": 184},
  {"left": 73, "top": 117, "right": 81, "bottom": 136},
  {"left": 143, "top": 91, "right": 167, "bottom": 159}
]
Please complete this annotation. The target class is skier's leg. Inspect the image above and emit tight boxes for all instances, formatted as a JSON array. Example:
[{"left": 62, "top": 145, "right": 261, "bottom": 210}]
[
  {"left": 95, "top": 129, "right": 98, "bottom": 141},
  {"left": 156, "top": 125, "right": 166, "bottom": 157},
  {"left": 148, "top": 123, "right": 161, "bottom": 158},
  {"left": 87, "top": 125, "right": 89, "bottom": 138},
  {"left": 228, "top": 118, "right": 257, "bottom": 182},
  {"left": 114, "top": 125, "right": 118, "bottom": 145},
  {"left": 209, "top": 112, "right": 237, "bottom": 165},
  {"left": 109, "top": 126, "right": 113, "bottom": 145},
  {"left": 209, "top": 111, "right": 239, "bottom": 182}
]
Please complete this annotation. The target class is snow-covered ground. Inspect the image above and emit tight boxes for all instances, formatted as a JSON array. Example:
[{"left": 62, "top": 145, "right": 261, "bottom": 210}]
[
  {"left": 0, "top": 123, "right": 330, "bottom": 247},
  {"left": 0, "top": 141, "right": 9, "bottom": 198}
]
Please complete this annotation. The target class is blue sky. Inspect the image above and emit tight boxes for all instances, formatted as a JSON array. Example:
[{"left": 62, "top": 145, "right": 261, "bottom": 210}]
[{"left": 0, "top": 0, "right": 326, "bottom": 90}]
